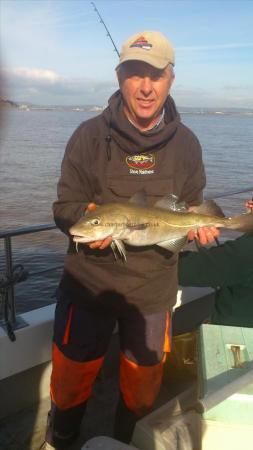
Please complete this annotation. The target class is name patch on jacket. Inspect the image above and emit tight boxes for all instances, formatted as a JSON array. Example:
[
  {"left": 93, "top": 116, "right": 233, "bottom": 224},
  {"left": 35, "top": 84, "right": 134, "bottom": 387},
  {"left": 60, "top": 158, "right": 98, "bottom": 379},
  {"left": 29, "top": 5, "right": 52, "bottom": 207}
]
[{"left": 126, "top": 153, "right": 155, "bottom": 175}]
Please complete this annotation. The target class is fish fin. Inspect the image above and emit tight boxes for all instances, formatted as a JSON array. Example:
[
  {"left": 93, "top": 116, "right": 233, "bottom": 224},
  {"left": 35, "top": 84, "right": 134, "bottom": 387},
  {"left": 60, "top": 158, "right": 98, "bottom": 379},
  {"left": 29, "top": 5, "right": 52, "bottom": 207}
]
[
  {"left": 111, "top": 239, "right": 127, "bottom": 261},
  {"left": 157, "top": 236, "right": 188, "bottom": 253},
  {"left": 126, "top": 223, "right": 149, "bottom": 230},
  {"left": 129, "top": 190, "right": 148, "bottom": 206},
  {"left": 191, "top": 200, "right": 225, "bottom": 217},
  {"left": 111, "top": 241, "right": 118, "bottom": 260},
  {"left": 225, "top": 211, "right": 253, "bottom": 233},
  {"left": 154, "top": 194, "right": 188, "bottom": 212}
]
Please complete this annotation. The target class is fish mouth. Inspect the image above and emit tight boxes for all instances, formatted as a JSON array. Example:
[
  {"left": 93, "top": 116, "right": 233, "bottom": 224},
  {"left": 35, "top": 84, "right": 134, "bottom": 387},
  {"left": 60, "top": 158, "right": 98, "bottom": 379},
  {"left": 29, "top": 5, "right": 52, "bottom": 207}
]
[{"left": 72, "top": 235, "right": 92, "bottom": 243}]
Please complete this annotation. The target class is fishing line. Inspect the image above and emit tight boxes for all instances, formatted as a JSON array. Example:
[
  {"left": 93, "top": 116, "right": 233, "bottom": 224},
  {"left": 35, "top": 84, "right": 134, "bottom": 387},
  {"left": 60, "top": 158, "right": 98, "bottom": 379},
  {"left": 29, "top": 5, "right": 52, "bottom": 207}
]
[{"left": 206, "top": 186, "right": 253, "bottom": 200}]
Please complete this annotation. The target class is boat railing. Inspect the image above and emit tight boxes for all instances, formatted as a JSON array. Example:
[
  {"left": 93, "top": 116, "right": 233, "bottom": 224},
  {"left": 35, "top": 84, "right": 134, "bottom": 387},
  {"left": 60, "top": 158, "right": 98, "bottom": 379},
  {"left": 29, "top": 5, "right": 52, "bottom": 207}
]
[
  {"left": 0, "top": 223, "right": 62, "bottom": 341},
  {"left": 1, "top": 186, "right": 253, "bottom": 341}
]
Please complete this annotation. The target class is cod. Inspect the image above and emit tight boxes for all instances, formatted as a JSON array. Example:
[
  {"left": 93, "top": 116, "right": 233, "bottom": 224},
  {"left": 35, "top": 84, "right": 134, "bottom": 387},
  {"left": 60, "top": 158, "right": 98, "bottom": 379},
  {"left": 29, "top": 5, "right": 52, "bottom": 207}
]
[{"left": 69, "top": 193, "right": 253, "bottom": 261}]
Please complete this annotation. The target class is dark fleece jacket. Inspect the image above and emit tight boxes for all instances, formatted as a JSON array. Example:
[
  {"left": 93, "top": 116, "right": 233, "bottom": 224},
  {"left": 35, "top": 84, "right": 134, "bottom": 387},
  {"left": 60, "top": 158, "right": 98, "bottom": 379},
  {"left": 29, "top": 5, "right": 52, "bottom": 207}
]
[{"left": 53, "top": 91, "right": 206, "bottom": 315}]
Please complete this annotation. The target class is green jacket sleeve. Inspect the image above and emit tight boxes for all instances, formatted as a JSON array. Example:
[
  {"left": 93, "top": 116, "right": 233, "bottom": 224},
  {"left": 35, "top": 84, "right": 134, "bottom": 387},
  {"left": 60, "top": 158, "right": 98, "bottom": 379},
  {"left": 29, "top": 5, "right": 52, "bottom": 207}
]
[{"left": 178, "top": 234, "right": 253, "bottom": 288}]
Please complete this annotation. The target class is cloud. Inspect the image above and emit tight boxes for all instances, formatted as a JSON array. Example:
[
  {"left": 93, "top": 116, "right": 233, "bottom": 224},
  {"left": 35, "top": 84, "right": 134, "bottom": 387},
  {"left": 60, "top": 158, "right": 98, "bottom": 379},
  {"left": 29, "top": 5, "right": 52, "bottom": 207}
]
[
  {"left": 1, "top": 66, "right": 117, "bottom": 104},
  {"left": 8, "top": 67, "right": 60, "bottom": 83},
  {"left": 172, "top": 84, "right": 253, "bottom": 108},
  {"left": 177, "top": 43, "right": 253, "bottom": 52},
  {"left": 223, "top": 84, "right": 253, "bottom": 91}
]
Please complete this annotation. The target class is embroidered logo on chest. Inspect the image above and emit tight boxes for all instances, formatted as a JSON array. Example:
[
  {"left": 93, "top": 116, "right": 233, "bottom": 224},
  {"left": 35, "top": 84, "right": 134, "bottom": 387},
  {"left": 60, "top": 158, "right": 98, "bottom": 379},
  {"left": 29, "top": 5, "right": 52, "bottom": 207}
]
[{"left": 126, "top": 153, "right": 155, "bottom": 175}]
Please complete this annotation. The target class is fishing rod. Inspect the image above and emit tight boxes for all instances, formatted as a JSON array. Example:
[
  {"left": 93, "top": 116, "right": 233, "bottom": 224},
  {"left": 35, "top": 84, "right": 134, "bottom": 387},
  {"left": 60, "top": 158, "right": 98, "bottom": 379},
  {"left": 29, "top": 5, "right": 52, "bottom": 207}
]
[
  {"left": 206, "top": 186, "right": 253, "bottom": 200},
  {"left": 91, "top": 2, "right": 120, "bottom": 57}
]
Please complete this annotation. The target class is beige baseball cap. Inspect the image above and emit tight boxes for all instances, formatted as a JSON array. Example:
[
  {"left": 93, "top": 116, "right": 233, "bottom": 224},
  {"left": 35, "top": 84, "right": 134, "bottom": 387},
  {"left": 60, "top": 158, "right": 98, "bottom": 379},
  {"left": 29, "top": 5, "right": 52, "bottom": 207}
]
[{"left": 116, "top": 30, "right": 175, "bottom": 70}]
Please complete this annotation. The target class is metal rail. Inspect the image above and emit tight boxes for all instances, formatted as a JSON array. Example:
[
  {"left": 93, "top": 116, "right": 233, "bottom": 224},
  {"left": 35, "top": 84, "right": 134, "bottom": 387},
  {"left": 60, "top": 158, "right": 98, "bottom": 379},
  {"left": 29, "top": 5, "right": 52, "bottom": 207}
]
[
  {"left": 0, "top": 223, "right": 56, "bottom": 239},
  {"left": 0, "top": 223, "right": 61, "bottom": 340}
]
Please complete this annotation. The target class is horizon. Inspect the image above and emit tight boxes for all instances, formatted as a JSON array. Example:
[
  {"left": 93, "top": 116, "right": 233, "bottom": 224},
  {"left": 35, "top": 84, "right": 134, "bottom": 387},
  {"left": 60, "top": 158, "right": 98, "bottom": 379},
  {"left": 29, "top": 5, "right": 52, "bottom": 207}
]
[
  {"left": 2, "top": 98, "right": 253, "bottom": 113},
  {"left": 1, "top": 0, "right": 253, "bottom": 108}
]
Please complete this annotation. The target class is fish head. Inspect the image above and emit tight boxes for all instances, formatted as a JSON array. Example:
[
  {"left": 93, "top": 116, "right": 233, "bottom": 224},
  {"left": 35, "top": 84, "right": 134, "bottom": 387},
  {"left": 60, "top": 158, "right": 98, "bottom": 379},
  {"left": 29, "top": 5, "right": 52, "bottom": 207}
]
[{"left": 69, "top": 207, "right": 128, "bottom": 243}]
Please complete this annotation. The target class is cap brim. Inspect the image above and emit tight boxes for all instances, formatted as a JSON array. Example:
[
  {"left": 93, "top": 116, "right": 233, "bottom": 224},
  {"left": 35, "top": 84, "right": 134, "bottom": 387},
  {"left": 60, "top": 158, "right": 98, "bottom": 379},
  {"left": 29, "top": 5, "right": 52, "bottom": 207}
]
[{"left": 116, "top": 53, "right": 170, "bottom": 70}]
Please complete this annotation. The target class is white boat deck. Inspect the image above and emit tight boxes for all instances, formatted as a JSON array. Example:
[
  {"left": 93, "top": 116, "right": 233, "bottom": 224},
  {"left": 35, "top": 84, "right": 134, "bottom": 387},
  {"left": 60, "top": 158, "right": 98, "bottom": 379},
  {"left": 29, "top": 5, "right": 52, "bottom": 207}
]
[
  {"left": 0, "top": 289, "right": 214, "bottom": 450},
  {"left": 0, "top": 332, "right": 184, "bottom": 450}
]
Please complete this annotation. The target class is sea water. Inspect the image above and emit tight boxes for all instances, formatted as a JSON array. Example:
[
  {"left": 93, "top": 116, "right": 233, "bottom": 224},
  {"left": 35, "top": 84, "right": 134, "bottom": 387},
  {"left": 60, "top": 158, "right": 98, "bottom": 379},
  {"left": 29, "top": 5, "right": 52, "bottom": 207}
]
[{"left": 0, "top": 109, "right": 252, "bottom": 312}]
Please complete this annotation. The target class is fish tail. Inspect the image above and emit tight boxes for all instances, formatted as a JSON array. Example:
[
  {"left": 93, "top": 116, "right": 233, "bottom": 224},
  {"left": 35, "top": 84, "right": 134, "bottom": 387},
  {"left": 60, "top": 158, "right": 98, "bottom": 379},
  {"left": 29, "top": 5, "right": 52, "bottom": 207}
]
[{"left": 224, "top": 212, "right": 253, "bottom": 233}]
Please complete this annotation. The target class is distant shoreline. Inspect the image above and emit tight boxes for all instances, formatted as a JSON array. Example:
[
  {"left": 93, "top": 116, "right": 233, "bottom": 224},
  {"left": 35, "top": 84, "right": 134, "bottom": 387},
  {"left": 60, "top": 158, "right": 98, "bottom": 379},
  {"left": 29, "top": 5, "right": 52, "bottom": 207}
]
[
  {"left": 1, "top": 98, "right": 252, "bottom": 116},
  {"left": 0, "top": 98, "right": 19, "bottom": 109}
]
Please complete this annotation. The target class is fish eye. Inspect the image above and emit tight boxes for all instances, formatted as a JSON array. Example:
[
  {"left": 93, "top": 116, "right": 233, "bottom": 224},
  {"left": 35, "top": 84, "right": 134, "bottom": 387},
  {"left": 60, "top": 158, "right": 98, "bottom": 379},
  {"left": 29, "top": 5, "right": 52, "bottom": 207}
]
[{"left": 90, "top": 218, "right": 100, "bottom": 225}]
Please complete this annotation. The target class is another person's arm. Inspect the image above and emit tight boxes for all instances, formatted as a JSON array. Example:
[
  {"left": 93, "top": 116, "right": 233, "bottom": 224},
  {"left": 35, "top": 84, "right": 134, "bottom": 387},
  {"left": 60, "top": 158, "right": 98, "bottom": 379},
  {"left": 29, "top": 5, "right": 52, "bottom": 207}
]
[
  {"left": 179, "top": 199, "right": 253, "bottom": 287},
  {"left": 178, "top": 234, "right": 253, "bottom": 288}
]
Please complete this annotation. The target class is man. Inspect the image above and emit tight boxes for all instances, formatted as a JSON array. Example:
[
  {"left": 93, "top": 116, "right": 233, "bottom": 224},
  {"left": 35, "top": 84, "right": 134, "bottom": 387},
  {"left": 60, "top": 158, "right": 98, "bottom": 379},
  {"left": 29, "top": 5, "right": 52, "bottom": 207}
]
[
  {"left": 43, "top": 31, "right": 218, "bottom": 449},
  {"left": 179, "top": 200, "right": 253, "bottom": 328}
]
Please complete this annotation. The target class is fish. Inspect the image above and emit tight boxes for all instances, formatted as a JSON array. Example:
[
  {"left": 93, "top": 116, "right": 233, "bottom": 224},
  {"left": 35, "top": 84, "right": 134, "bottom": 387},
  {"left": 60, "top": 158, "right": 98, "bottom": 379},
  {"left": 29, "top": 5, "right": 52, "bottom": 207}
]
[{"left": 69, "top": 192, "right": 253, "bottom": 261}]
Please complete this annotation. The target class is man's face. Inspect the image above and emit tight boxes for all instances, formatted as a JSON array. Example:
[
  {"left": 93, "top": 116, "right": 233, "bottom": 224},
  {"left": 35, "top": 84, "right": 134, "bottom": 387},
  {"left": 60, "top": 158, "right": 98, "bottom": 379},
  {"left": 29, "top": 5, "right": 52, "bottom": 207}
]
[{"left": 117, "top": 61, "right": 174, "bottom": 130}]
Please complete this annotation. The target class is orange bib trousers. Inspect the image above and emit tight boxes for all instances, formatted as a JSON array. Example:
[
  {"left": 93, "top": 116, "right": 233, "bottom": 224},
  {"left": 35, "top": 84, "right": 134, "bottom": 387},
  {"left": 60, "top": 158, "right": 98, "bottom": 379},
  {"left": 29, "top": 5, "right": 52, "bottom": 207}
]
[{"left": 46, "top": 292, "right": 171, "bottom": 447}]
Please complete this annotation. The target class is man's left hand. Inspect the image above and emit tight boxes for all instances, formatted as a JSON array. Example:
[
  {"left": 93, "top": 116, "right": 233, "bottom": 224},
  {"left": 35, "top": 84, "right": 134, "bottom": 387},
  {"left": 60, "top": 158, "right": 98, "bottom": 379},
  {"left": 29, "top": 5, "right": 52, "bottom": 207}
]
[{"left": 187, "top": 226, "right": 220, "bottom": 245}]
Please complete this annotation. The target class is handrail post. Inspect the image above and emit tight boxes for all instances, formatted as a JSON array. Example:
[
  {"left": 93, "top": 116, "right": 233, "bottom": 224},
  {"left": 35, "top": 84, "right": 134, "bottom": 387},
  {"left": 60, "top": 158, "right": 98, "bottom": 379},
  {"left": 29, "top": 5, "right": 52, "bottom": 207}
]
[{"left": 4, "top": 236, "right": 16, "bottom": 325}]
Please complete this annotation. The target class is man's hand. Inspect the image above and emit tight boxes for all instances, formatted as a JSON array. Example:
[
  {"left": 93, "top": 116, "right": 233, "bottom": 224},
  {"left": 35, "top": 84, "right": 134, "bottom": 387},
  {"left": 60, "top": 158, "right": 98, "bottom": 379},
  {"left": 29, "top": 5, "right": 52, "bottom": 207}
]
[
  {"left": 85, "top": 203, "right": 112, "bottom": 249},
  {"left": 187, "top": 226, "right": 220, "bottom": 245},
  {"left": 187, "top": 205, "right": 220, "bottom": 244},
  {"left": 187, "top": 198, "right": 253, "bottom": 244},
  {"left": 245, "top": 200, "right": 253, "bottom": 212}
]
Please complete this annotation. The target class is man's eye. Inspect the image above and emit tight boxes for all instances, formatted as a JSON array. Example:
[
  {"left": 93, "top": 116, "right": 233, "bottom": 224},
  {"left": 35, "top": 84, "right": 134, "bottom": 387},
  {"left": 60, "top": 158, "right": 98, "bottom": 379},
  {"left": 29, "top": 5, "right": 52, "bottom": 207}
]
[{"left": 128, "top": 73, "right": 140, "bottom": 79}]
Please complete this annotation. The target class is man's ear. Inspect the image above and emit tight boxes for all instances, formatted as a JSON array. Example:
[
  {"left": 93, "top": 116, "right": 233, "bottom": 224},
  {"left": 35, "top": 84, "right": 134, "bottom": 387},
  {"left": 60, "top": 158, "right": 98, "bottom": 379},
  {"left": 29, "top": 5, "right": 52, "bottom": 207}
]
[
  {"left": 168, "top": 72, "right": 175, "bottom": 92},
  {"left": 116, "top": 68, "right": 122, "bottom": 87}
]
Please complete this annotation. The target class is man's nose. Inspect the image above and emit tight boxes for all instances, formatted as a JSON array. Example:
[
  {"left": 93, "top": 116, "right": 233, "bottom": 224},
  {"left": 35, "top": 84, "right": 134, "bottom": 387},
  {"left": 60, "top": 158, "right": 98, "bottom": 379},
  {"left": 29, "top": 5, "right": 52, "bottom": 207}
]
[{"left": 140, "top": 77, "right": 153, "bottom": 95}]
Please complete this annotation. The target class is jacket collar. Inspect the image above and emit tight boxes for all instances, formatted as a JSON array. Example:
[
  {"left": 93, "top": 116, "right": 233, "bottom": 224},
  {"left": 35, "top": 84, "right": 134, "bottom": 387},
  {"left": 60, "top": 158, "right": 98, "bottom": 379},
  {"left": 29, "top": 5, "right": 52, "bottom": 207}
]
[{"left": 103, "top": 90, "right": 180, "bottom": 154}]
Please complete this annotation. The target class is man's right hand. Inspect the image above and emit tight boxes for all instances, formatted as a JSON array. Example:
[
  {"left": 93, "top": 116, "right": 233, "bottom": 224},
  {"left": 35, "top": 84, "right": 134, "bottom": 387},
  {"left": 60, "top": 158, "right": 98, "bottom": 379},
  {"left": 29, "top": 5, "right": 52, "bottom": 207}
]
[{"left": 85, "top": 203, "right": 112, "bottom": 249}]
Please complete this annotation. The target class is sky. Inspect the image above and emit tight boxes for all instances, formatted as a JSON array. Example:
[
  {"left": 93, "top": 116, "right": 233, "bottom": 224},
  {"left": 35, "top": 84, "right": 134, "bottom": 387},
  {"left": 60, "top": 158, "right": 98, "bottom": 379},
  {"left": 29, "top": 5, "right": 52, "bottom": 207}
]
[{"left": 1, "top": 0, "right": 253, "bottom": 108}]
